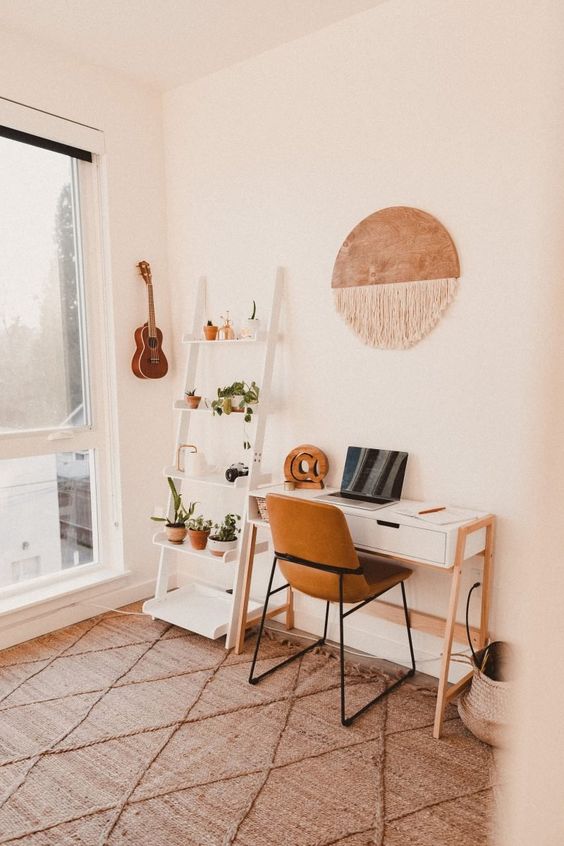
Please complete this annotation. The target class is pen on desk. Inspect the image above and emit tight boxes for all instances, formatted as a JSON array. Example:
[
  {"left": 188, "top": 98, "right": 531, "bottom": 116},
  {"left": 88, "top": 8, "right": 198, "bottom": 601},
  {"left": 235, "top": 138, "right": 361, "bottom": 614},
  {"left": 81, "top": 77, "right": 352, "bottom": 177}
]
[{"left": 418, "top": 506, "right": 447, "bottom": 515}]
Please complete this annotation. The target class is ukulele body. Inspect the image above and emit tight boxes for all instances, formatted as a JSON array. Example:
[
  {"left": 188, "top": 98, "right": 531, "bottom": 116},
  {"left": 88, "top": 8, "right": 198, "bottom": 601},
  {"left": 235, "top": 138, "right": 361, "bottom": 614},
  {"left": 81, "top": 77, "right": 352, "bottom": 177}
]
[{"left": 131, "top": 323, "right": 168, "bottom": 379}]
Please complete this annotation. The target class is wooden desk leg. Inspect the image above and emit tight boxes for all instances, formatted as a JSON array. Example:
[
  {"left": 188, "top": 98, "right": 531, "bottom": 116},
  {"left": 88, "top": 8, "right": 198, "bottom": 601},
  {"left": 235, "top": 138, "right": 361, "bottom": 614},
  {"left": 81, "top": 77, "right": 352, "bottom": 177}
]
[
  {"left": 433, "top": 559, "right": 464, "bottom": 739},
  {"left": 234, "top": 524, "right": 258, "bottom": 655},
  {"left": 285, "top": 586, "right": 294, "bottom": 630},
  {"left": 479, "top": 519, "right": 495, "bottom": 648}
]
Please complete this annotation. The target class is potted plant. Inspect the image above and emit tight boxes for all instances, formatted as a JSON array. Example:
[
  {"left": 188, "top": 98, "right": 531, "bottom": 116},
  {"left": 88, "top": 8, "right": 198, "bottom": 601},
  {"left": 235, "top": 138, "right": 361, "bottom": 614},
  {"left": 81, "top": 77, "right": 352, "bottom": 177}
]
[
  {"left": 203, "top": 319, "right": 218, "bottom": 341},
  {"left": 151, "top": 477, "right": 196, "bottom": 544},
  {"left": 208, "top": 513, "right": 241, "bottom": 557},
  {"left": 245, "top": 300, "right": 260, "bottom": 339},
  {"left": 187, "top": 514, "right": 213, "bottom": 550},
  {"left": 185, "top": 388, "right": 201, "bottom": 409},
  {"left": 211, "top": 380, "right": 259, "bottom": 422}
]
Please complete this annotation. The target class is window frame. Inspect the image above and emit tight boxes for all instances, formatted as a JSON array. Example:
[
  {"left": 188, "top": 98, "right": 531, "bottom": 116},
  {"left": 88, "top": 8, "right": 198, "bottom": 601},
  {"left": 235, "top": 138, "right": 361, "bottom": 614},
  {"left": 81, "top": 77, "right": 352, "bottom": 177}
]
[{"left": 0, "top": 100, "right": 123, "bottom": 597}]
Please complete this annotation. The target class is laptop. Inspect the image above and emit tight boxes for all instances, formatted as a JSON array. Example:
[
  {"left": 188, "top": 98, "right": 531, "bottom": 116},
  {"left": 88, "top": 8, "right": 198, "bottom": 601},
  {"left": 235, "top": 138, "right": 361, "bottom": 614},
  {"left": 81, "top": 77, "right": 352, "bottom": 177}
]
[{"left": 316, "top": 446, "right": 408, "bottom": 511}]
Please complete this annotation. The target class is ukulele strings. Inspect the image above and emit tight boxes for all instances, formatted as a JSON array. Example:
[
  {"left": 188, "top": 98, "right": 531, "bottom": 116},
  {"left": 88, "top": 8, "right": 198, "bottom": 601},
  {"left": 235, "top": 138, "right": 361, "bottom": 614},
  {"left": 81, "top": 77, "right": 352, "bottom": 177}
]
[{"left": 147, "top": 277, "right": 160, "bottom": 365}]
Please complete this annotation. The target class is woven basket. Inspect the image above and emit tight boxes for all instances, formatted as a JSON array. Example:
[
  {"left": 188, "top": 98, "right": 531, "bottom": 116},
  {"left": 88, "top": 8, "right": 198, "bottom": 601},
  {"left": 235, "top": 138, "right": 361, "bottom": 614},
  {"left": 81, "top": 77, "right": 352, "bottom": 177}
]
[
  {"left": 458, "top": 643, "right": 511, "bottom": 747},
  {"left": 457, "top": 583, "right": 512, "bottom": 747},
  {"left": 256, "top": 497, "right": 269, "bottom": 522}
]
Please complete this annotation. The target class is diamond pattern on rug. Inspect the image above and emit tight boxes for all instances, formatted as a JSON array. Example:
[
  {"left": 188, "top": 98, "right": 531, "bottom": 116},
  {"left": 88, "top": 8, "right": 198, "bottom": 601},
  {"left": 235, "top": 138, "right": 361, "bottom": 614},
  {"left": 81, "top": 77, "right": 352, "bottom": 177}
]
[
  {"left": 234, "top": 743, "right": 382, "bottom": 846},
  {"left": 0, "top": 692, "right": 99, "bottom": 763},
  {"left": 188, "top": 655, "right": 301, "bottom": 721},
  {"left": 133, "top": 700, "right": 289, "bottom": 802},
  {"left": 383, "top": 719, "right": 493, "bottom": 822},
  {"left": 0, "top": 620, "right": 95, "bottom": 669},
  {"left": 274, "top": 681, "right": 385, "bottom": 767},
  {"left": 56, "top": 670, "right": 212, "bottom": 750},
  {"left": 115, "top": 632, "right": 224, "bottom": 685},
  {"left": 1, "top": 642, "right": 150, "bottom": 709},
  {"left": 3, "top": 809, "right": 114, "bottom": 845},
  {"left": 383, "top": 790, "right": 495, "bottom": 845},
  {"left": 63, "top": 614, "right": 169, "bottom": 656},
  {"left": 385, "top": 684, "right": 458, "bottom": 736},
  {"left": 111, "top": 773, "right": 266, "bottom": 845},
  {"left": 0, "top": 605, "right": 495, "bottom": 845},
  {"left": 0, "top": 730, "right": 171, "bottom": 841}
]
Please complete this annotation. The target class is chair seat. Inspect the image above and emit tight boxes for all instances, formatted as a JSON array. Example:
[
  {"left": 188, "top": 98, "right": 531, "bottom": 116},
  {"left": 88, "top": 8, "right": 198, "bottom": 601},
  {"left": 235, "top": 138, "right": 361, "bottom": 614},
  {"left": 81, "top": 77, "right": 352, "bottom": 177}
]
[{"left": 278, "top": 552, "right": 411, "bottom": 604}]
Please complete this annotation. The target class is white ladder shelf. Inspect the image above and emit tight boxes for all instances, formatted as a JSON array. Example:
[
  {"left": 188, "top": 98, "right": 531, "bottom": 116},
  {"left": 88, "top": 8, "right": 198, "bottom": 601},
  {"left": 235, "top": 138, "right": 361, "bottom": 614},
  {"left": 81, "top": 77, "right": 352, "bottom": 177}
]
[{"left": 143, "top": 268, "right": 284, "bottom": 648}]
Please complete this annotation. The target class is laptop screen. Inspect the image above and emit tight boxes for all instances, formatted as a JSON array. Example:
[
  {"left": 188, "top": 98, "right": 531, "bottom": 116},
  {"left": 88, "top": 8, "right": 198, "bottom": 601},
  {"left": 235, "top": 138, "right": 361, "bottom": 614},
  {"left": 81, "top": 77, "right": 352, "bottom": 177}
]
[{"left": 341, "top": 447, "right": 408, "bottom": 501}]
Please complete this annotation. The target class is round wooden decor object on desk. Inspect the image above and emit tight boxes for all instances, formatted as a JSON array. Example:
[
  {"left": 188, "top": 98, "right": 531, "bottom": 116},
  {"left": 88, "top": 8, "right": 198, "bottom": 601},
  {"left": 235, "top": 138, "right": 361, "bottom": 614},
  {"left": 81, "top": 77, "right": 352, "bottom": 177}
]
[{"left": 283, "top": 445, "right": 329, "bottom": 489}]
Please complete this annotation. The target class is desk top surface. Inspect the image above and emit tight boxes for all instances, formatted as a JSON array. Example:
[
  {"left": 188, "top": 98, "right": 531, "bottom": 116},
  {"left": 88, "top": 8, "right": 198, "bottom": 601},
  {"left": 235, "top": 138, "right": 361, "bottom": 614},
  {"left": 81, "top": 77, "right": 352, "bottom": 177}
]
[{"left": 248, "top": 484, "right": 492, "bottom": 532}]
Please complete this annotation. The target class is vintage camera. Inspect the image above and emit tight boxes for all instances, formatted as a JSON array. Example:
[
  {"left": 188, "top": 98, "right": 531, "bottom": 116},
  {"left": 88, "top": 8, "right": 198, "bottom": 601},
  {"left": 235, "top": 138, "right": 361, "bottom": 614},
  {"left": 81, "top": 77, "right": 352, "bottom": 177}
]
[{"left": 225, "top": 463, "right": 249, "bottom": 483}]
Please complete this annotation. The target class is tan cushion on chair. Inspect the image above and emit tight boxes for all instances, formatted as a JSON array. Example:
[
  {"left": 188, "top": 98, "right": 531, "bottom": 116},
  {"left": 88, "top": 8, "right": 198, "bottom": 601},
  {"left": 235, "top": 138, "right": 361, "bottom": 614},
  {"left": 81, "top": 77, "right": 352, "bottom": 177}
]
[{"left": 279, "top": 553, "right": 411, "bottom": 604}]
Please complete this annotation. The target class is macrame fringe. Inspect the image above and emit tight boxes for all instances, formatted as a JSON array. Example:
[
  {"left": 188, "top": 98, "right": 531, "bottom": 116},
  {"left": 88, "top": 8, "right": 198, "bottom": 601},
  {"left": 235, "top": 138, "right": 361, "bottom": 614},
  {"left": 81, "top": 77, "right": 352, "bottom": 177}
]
[{"left": 333, "top": 277, "right": 459, "bottom": 349}]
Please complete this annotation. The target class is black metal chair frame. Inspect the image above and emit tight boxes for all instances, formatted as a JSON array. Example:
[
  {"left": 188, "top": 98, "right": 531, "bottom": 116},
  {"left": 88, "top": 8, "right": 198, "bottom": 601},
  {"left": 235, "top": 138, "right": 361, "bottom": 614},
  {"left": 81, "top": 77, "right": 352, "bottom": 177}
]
[{"left": 248, "top": 551, "right": 416, "bottom": 726}]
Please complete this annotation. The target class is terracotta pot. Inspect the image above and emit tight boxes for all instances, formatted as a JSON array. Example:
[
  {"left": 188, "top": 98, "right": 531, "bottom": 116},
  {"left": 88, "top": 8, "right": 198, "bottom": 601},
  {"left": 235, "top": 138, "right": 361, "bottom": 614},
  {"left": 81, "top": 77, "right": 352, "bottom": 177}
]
[
  {"left": 185, "top": 395, "right": 201, "bottom": 409},
  {"left": 188, "top": 528, "right": 210, "bottom": 550},
  {"left": 166, "top": 525, "right": 187, "bottom": 544},
  {"left": 203, "top": 325, "right": 218, "bottom": 341}
]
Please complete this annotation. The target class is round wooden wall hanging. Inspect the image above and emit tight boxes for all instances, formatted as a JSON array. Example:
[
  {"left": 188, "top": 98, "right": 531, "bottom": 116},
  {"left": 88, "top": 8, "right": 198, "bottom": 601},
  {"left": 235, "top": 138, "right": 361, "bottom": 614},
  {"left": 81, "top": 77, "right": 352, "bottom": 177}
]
[
  {"left": 284, "top": 445, "right": 328, "bottom": 489},
  {"left": 331, "top": 206, "right": 460, "bottom": 349}
]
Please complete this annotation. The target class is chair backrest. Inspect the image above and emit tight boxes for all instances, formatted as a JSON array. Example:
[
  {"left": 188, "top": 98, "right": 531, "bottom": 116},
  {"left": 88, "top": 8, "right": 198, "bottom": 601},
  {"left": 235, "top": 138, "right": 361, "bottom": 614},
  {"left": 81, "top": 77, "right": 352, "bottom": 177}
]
[{"left": 266, "top": 494, "right": 360, "bottom": 572}]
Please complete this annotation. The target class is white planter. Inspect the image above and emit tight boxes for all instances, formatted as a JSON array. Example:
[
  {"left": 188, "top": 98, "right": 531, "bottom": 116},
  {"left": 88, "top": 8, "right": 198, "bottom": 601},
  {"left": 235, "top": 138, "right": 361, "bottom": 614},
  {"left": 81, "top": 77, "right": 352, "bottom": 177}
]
[
  {"left": 240, "top": 318, "right": 260, "bottom": 339},
  {"left": 208, "top": 537, "right": 238, "bottom": 557}
]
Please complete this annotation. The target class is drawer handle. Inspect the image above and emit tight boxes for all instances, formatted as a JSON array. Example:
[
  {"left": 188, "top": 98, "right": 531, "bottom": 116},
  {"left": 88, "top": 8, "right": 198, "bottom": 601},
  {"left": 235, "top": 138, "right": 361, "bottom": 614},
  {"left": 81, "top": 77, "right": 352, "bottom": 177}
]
[{"left": 377, "top": 520, "right": 400, "bottom": 529}]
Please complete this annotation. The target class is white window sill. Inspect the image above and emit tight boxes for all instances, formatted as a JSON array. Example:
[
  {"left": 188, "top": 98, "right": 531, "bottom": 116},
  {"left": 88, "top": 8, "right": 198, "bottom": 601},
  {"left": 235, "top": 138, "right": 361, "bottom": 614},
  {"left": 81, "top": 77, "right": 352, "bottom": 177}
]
[{"left": 0, "top": 567, "right": 130, "bottom": 618}]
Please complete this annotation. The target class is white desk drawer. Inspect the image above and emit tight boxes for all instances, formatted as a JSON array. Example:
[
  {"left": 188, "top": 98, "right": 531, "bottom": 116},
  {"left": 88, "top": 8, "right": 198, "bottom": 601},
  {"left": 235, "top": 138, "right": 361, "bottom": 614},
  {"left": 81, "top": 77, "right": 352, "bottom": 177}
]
[{"left": 346, "top": 514, "right": 447, "bottom": 566}]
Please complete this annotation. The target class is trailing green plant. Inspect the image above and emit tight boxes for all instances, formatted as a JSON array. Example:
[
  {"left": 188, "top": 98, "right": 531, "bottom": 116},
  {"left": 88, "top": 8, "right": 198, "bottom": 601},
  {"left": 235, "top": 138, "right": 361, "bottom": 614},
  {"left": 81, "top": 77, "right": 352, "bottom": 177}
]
[
  {"left": 249, "top": 300, "right": 257, "bottom": 320},
  {"left": 211, "top": 380, "right": 259, "bottom": 422},
  {"left": 210, "top": 513, "right": 241, "bottom": 542},
  {"left": 188, "top": 515, "right": 213, "bottom": 532},
  {"left": 151, "top": 477, "right": 197, "bottom": 527}
]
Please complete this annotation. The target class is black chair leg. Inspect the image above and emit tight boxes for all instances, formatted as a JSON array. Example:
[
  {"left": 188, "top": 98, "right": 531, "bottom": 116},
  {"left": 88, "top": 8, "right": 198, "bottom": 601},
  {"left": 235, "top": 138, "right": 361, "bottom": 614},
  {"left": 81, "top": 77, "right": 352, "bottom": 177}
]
[
  {"left": 339, "top": 578, "right": 416, "bottom": 727},
  {"left": 248, "top": 558, "right": 329, "bottom": 686}
]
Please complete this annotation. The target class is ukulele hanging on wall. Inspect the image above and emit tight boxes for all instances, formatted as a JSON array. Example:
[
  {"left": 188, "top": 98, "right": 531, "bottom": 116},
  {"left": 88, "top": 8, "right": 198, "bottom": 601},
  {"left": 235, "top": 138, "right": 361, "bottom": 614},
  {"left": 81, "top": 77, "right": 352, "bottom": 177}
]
[{"left": 131, "top": 260, "right": 168, "bottom": 379}]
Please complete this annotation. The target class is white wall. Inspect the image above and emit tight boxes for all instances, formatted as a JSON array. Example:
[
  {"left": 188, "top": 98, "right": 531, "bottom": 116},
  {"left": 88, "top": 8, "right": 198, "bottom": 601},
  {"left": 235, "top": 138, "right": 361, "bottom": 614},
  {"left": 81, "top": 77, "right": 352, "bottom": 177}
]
[
  {"left": 163, "top": 4, "right": 564, "bottom": 839},
  {"left": 0, "top": 29, "right": 173, "bottom": 642},
  {"left": 163, "top": 0, "right": 557, "bottom": 668}
]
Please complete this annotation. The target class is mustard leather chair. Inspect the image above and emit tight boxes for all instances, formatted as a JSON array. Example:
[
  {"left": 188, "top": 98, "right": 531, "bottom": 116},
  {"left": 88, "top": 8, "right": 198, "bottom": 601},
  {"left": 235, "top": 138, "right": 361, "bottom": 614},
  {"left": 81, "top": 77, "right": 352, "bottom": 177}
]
[{"left": 248, "top": 494, "right": 416, "bottom": 726}]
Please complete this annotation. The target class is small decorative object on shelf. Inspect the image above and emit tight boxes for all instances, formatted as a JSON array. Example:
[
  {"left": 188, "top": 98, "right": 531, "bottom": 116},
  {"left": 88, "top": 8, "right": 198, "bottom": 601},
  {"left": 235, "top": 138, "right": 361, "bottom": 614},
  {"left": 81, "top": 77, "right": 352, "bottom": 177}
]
[
  {"left": 151, "top": 477, "right": 196, "bottom": 544},
  {"left": 208, "top": 513, "right": 241, "bottom": 557},
  {"left": 225, "top": 463, "right": 249, "bottom": 483},
  {"left": 188, "top": 515, "right": 213, "bottom": 550},
  {"left": 256, "top": 497, "right": 269, "bottom": 522},
  {"left": 211, "top": 381, "right": 259, "bottom": 421},
  {"left": 284, "top": 444, "right": 329, "bottom": 489},
  {"left": 176, "top": 443, "right": 207, "bottom": 475},
  {"left": 241, "top": 300, "right": 260, "bottom": 339},
  {"left": 203, "top": 320, "right": 219, "bottom": 341},
  {"left": 185, "top": 389, "right": 201, "bottom": 409},
  {"left": 217, "top": 311, "right": 236, "bottom": 340}
]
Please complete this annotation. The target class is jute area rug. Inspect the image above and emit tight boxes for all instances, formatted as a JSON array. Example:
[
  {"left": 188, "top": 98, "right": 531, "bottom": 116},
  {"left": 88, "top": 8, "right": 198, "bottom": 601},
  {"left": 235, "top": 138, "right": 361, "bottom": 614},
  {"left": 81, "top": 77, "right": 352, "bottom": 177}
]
[{"left": 0, "top": 603, "right": 495, "bottom": 845}]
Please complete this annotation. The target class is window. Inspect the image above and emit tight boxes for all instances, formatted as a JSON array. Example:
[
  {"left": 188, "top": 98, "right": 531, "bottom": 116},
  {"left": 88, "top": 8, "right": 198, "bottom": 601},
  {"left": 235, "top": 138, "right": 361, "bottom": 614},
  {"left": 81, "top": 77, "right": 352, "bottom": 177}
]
[{"left": 0, "top": 103, "right": 120, "bottom": 598}]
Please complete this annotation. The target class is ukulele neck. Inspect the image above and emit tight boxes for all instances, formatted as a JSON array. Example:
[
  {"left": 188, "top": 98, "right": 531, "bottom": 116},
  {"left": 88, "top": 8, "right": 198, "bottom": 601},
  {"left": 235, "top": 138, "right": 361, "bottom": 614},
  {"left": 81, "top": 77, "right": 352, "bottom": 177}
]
[{"left": 147, "top": 282, "right": 156, "bottom": 338}]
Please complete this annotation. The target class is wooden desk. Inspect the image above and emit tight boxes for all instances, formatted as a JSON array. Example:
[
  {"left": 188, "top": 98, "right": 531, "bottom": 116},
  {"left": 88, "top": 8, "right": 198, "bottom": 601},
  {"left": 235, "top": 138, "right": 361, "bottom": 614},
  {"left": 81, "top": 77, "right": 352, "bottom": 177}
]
[{"left": 235, "top": 485, "right": 495, "bottom": 739}]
